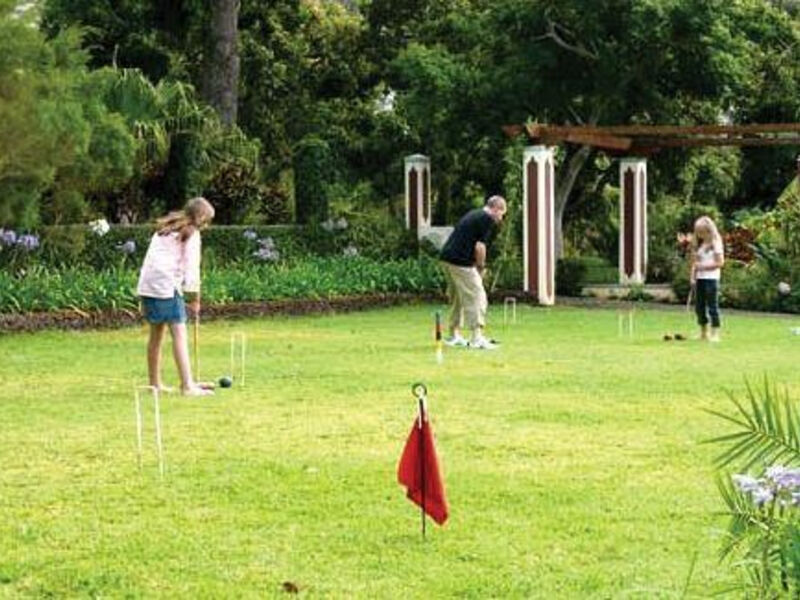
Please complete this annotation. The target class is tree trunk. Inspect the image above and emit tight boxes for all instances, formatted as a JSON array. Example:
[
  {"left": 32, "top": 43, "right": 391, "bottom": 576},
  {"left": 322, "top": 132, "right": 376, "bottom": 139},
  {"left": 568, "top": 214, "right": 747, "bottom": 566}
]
[
  {"left": 202, "top": 0, "right": 240, "bottom": 127},
  {"left": 554, "top": 145, "right": 593, "bottom": 259}
]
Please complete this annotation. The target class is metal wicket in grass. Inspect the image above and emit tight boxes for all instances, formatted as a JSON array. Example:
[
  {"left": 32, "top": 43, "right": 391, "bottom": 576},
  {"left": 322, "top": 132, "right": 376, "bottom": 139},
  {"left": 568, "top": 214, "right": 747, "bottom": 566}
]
[
  {"left": 230, "top": 331, "right": 247, "bottom": 387},
  {"left": 503, "top": 296, "right": 517, "bottom": 328},
  {"left": 617, "top": 306, "right": 635, "bottom": 339},
  {"left": 134, "top": 384, "right": 165, "bottom": 478}
]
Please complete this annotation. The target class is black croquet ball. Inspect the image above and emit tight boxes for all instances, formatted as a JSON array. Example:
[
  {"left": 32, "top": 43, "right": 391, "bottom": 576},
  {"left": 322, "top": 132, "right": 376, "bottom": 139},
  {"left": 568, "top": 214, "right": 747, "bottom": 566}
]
[{"left": 219, "top": 375, "right": 233, "bottom": 388}]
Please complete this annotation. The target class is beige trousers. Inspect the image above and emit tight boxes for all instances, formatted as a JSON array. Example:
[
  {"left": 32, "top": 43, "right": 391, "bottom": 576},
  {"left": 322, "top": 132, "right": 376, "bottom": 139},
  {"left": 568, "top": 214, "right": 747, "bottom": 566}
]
[{"left": 441, "top": 261, "right": 487, "bottom": 332}]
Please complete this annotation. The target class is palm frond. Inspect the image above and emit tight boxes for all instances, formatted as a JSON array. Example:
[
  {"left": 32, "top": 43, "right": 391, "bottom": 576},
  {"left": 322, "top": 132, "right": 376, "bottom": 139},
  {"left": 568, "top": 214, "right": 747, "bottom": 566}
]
[
  {"left": 706, "top": 377, "right": 800, "bottom": 471},
  {"left": 716, "top": 474, "right": 765, "bottom": 560}
]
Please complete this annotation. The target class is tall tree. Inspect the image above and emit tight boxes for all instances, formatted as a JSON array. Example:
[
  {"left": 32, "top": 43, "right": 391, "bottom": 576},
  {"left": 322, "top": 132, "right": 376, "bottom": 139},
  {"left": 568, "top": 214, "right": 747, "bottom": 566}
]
[{"left": 202, "top": 0, "right": 240, "bottom": 126}]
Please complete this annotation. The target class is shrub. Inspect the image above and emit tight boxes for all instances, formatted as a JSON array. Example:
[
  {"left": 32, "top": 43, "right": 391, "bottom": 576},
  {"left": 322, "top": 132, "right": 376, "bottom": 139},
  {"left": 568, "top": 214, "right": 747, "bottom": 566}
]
[
  {"left": 0, "top": 256, "right": 445, "bottom": 314},
  {"left": 555, "top": 258, "right": 587, "bottom": 296},
  {"left": 203, "top": 162, "right": 289, "bottom": 225},
  {"left": 294, "top": 136, "right": 337, "bottom": 225},
  {"left": 0, "top": 217, "right": 418, "bottom": 272},
  {"left": 577, "top": 256, "right": 617, "bottom": 285}
]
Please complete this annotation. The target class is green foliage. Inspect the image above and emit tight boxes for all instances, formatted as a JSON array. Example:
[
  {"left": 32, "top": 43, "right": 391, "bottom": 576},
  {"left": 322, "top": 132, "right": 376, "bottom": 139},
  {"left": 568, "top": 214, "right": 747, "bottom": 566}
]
[
  {"left": 0, "top": 14, "right": 262, "bottom": 228},
  {"left": 706, "top": 379, "right": 800, "bottom": 596},
  {"left": 0, "top": 218, "right": 418, "bottom": 273},
  {"left": 293, "top": 136, "right": 336, "bottom": 224},
  {"left": 488, "top": 140, "right": 524, "bottom": 291},
  {"left": 577, "top": 256, "right": 618, "bottom": 285},
  {"left": 678, "top": 148, "right": 742, "bottom": 208},
  {"left": 203, "top": 162, "right": 288, "bottom": 225},
  {"left": 555, "top": 258, "right": 587, "bottom": 297},
  {"left": 0, "top": 256, "right": 443, "bottom": 314}
]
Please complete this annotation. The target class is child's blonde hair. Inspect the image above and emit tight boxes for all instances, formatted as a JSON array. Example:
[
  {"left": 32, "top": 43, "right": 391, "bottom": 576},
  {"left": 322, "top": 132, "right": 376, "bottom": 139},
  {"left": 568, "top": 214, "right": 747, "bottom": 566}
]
[
  {"left": 692, "top": 215, "right": 722, "bottom": 249},
  {"left": 156, "top": 197, "right": 215, "bottom": 241}
]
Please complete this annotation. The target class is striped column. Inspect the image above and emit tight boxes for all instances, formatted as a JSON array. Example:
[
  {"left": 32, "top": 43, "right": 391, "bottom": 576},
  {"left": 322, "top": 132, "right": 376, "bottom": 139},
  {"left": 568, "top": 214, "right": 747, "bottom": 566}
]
[
  {"left": 619, "top": 158, "right": 648, "bottom": 284},
  {"left": 522, "top": 145, "right": 556, "bottom": 305},
  {"left": 404, "top": 154, "right": 431, "bottom": 236}
]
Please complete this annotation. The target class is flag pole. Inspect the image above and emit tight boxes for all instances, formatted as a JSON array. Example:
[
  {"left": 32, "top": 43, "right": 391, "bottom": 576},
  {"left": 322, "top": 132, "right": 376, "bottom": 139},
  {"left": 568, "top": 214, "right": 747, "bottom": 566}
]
[
  {"left": 435, "top": 311, "right": 443, "bottom": 364},
  {"left": 412, "top": 383, "right": 427, "bottom": 539},
  {"left": 420, "top": 396, "right": 426, "bottom": 539}
]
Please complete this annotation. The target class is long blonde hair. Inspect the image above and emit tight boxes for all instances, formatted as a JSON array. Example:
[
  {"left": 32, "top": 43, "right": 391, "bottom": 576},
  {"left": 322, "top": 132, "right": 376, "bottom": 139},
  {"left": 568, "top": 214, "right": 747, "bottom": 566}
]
[
  {"left": 156, "top": 197, "right": 215, "bottom": 241},
  {"left": 692, "top": 215, "right": 722, "bottom": 250}
]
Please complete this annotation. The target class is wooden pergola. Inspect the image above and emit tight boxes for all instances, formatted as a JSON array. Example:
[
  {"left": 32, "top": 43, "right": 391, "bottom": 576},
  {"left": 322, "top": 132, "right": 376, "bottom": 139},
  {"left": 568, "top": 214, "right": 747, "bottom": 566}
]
[
  {"left": 498, "top": 122, "right": 800, "bottom": 303},
  {"left": 502, "top": 122, "right": 800, "bottom": 155}
]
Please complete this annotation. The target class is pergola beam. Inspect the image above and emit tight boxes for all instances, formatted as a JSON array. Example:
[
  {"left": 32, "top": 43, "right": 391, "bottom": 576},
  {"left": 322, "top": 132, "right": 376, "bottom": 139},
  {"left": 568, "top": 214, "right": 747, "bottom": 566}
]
[{"left": 510, "top": 122, "right": 800, "bottom": 152}]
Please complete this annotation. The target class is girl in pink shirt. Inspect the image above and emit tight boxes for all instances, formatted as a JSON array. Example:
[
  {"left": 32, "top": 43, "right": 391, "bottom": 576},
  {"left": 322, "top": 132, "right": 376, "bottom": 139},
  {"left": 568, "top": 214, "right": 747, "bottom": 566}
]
[{"left": 137, "top": 197, "right": 215, "bottom": 396}]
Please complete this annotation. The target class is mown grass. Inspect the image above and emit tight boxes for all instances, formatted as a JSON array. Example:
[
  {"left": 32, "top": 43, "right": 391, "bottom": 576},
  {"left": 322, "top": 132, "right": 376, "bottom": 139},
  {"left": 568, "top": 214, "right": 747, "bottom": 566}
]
[{"left": 2, "top": 303, "right": 800, "bottom": 598}]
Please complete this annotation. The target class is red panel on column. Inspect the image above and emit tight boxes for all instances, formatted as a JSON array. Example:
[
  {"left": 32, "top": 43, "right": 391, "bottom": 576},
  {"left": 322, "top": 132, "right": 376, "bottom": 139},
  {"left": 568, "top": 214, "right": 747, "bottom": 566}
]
[
  {"left": 527, "top": 160, "right": 539, "bottom": 295},
  {"left": 623, "top": 168, "right": 635, "bottom": 277},
  {"left": 545, "top": 160, "right": 553, "bottom": 300},
  {"left": 639, "top": 170, "right": 646, "bottom": 277},
  {"left": 409, "top": 168, "right": 418, "bottom": 232},
  {"left": 423, "top": 168, "right": 430, "bottom": 222}
]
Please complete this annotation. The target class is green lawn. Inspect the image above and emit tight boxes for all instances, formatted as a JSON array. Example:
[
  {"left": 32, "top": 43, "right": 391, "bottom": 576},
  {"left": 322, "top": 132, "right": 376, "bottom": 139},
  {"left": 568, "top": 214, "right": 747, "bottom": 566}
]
[{"left": 2, "top": 303, "right": 800, "bottom": 598}]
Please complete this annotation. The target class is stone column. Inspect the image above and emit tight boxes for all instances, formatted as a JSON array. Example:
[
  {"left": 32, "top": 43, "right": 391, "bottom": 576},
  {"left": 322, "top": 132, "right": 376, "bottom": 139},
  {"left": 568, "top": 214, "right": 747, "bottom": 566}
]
[
  {"left": 404, "top": 155, "right": 431, "bottom": 236},
  {"left": 522, "top": 146, "right": 556, "bottom": 305},
  {"left": 619, "top": 158, "right": 648, "bottom": 284}
]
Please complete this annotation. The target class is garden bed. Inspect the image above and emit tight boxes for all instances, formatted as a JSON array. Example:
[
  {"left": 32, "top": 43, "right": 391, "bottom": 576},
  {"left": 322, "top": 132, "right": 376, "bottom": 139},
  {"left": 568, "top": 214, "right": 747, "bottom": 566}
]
[{"left": 0, "top": 292, "right": 444, "bottom": 333}]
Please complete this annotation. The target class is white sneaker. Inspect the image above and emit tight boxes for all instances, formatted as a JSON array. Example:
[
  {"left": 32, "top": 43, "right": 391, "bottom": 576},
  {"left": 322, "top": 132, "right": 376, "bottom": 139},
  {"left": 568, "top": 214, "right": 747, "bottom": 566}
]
[
  {"left": 444, "top": 334, "right": 468, "bottom": 347},
  {"left": 469, "top": 336, "right": 499, "bottom": 350}
]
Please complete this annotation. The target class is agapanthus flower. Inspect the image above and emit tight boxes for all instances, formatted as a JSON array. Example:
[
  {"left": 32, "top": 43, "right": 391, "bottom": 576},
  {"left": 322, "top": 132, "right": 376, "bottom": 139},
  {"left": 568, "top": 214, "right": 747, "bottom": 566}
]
[
  {"left": 258, "top": 236, "right": 275, "bottom": 250},
  {"left": 753, "top": 487, "right": 774, "bottom": 507},
  {"left": 321, "top": 218, "right": 335, "bottom": 232},
  {"left": 343, "top": 244, "right": 359, "bottom": 257},
  {"left": 335, "top": 217, "right": 348, "bottom": 230},
  {"left": 768, "top": 466, "right": 800, "bottom": 490},
  {"left": 778, "top": 281, "right": 792, "bottom": 296},
  {"left": 254, "top": 247, "right": 280, "bottom": 262},
  {"left": 243, "top": 229, "right": 258, "bottom": 241},
  {"left": 0, "top": 229, "right": 17, "bottom": 246},
  {"left": 117, "top": 240, "right": 136, "bottom": 255},
  {"left": 732, "top": 474, "right": 762, "bottom": 494},
  {"left": 16, "top": 234, "right": 39, "bottom": 251}
]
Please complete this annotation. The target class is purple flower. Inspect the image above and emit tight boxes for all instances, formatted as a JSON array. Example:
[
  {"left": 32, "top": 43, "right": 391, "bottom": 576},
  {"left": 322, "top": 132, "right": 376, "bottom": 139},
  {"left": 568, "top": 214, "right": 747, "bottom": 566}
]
[
  {"left": 733, "top": 474, "right": 762, "bottom": 494},
  {"left": 253, "top": 247, "right": 280, "bottom": 262},
  {"left": 243, "top": 229, "right": 258, "bottom": 241},
  {"left": 16, "top": 234, "right": 39, "bottom": 251},
  {"left": 753, "top": 487, "right": 774, "bottom": 507},
  {"left": 117, "top": 240, "right": 136, "bottom": 255},
  {"left": 258, "top": 236, "right": 275, "bottom": 250},
  {"left": 0, "top": 229, "right": 17, "bottom": 246}
]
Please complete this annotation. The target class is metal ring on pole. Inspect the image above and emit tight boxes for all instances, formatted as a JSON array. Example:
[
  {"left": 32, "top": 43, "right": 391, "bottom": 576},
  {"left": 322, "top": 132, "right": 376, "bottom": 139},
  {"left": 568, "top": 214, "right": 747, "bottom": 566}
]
[{"left": 412, "top": 382, "right": 427, "bottom": 400}]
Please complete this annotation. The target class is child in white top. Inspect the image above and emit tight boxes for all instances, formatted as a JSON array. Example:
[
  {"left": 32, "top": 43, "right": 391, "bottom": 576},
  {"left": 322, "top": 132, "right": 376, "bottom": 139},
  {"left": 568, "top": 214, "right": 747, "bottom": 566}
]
[
  {"left": 137, "top": 197, "right": 215, "bottom": 395},
  {"left": 690, "top": 215, "right": 725, "bottom": 342}
]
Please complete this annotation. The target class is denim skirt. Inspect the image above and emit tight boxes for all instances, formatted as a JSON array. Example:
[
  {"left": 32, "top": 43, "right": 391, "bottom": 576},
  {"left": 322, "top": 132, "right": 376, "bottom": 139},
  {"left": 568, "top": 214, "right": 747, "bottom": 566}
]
[{"left": 141, "top": 292, "right": 187, "bottom": 324}]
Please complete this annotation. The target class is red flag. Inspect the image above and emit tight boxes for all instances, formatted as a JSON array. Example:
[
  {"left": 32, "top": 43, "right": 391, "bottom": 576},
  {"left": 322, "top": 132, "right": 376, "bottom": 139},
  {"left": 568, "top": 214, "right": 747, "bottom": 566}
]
[{"left": 397, "top": 411, "right": 449, "bottom": 525}]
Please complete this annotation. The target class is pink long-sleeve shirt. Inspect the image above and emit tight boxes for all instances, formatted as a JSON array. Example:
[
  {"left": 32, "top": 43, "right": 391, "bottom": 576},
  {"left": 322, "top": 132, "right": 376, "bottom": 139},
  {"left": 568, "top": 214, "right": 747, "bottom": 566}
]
[{"left": 136, "top": 230, "right": 201, "bottom": 298}]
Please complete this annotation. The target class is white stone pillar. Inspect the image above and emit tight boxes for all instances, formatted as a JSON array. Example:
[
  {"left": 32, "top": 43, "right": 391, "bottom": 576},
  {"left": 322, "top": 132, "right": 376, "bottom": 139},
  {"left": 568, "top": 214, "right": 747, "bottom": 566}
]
[
  {"left": 522, "top": 146, "right": 556, "bottom": 305},
  {"left": 619, "top": 158, "right": 648, "bottom": 284},
  {"left": 404, "top": 154, "right": 431, "bottom": 237}
]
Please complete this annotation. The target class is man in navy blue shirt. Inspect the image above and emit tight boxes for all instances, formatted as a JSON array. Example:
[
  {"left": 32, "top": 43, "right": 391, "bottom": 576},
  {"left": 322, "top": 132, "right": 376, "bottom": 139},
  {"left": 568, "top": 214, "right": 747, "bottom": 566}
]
[{"left": 439, "top": 195, "right": 507, "bottom": 349}]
